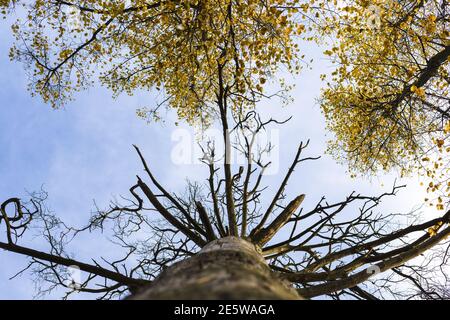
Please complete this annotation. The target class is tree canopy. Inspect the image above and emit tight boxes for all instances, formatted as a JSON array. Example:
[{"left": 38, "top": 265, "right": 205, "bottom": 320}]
[
  {"left": 315, "top": 0, "right": 449, "bottom": 205},
  {"left": 2, "top": 1, "right": 448, "bottom": 185},
  {"left": 1, "top": 0, "right": 310, "bottom": 122}
]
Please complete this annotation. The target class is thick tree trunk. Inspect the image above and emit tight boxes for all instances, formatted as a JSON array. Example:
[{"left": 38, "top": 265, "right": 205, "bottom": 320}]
[{"left": 129, "top": 237, "right": 301, "bottom": 300}]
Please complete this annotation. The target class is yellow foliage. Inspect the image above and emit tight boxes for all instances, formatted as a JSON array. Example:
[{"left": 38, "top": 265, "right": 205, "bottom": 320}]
[
  {"left": 427, "top": 221, "right": 443, "bottom": 237},
  {"left": 4, "top": 0, "right": 309, "bottom": 124},
  {"left": 310, "top": 0, "right": 449, "bottom": 186}
]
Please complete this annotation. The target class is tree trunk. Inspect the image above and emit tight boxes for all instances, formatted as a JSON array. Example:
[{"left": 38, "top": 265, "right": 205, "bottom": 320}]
[{"left": 129, "top": 237, "right": 301, "bottom": 300}]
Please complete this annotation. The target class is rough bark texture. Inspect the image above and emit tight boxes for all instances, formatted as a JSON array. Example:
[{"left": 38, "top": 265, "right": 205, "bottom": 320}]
[{"left": 130, "top": 237, "right": 301, "bottom": 300}]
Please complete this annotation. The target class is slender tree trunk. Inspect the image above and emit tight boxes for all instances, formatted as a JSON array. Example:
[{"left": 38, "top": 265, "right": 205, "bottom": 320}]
[{"left": 129, "top": 237, "right": 301, "bottom": 300}]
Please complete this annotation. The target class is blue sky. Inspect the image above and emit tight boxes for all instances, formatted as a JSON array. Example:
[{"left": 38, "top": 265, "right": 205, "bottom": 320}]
[{"left": 0, "top": 16, "right": 432, "bottom": 299}]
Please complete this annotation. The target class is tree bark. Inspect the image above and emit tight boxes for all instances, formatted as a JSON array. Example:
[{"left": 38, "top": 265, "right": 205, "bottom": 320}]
[{"left": 129, "top": 237, "right": 302, "bottom": 300}]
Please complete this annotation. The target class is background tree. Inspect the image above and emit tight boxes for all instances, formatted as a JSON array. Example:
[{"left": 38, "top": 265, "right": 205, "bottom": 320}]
[{"left": 311, "top": 0, "right": 450, "bottom": 206}]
